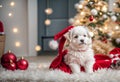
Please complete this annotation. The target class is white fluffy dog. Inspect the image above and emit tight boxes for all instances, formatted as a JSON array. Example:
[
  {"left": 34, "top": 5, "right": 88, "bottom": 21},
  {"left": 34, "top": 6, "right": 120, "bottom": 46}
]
[{"left": 64, "top": 26, "right": 95, "bottom": 73}]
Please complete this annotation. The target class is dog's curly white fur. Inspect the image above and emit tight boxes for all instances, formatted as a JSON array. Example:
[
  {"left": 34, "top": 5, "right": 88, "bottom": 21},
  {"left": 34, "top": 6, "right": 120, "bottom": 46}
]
[{"left": 64, "top": 26, "right": 95, "bottom": 73}]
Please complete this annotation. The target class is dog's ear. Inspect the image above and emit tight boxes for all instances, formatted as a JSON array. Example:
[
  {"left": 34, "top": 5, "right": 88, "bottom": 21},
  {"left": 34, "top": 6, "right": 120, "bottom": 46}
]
[{"left": 64, "top": 31, "right": 71, "bottom": 41}]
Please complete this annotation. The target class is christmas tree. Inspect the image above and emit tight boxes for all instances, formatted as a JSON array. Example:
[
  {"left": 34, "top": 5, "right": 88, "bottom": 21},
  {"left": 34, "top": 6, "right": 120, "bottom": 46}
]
[
  {"left": 111, "top": 0, "right": 120, "bottom": 48},
  {"left": 69, "top": 0, "right": 120, "bottom": 55}
]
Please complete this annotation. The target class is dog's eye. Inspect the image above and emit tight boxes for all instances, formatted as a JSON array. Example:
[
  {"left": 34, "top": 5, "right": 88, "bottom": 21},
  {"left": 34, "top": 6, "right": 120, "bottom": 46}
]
[
  {"left": 74, "top": 35, "right": 78, "bottom": 38},
  {"left": 83, "top": 35, "right": 86, "bottom": 37}
]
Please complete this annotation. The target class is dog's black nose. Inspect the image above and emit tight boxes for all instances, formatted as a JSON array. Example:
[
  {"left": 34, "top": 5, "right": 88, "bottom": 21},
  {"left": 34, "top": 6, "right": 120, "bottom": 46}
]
[{"left": 80, "top": 39, "right": 84, "bottom": 43}]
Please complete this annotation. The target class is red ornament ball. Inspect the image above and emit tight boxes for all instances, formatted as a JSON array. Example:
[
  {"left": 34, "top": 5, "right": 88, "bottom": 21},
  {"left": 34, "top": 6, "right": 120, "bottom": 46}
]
[
  {"left": 17, "top": 57, "right": 29, "bottom": 70},
  {"left": 1, "top": 50, "right": 17, "bottom": 63},
  {"left": 1, "top": 60, "right": 16, "bottom": 71},
  {"left": 1, "top": 50, "right": 17, "bottom": 69},
  {"left": 89, "top": 15, "right": 94, "bottom": 21},
  {"left": 7, "top": 60, "right": 16, "bottom": 71},
  {"left": 101, "top": 37, "right": 107, "bottom": 43}
]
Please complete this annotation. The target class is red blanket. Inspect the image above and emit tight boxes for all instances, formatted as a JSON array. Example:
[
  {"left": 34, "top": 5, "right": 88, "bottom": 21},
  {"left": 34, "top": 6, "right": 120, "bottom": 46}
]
[{"left": 49, "top": 48, "right": 120, "bottom": 74}]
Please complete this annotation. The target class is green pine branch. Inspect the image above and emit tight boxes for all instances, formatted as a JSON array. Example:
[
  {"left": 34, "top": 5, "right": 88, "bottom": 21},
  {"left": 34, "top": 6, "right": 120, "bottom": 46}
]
[{"left": 88, "top": 23, "right": 96, "bottom": 28}]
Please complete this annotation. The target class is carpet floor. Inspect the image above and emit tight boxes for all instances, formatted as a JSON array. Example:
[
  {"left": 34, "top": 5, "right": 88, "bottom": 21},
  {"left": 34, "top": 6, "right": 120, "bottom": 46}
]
[{"left": 0, "top": 62, "right": 120, "bottom": 82}]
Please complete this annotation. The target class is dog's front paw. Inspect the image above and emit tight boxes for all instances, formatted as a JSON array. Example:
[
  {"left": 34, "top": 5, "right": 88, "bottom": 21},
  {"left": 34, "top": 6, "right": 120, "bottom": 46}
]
[{"left": 69, "top": 63, "right": 81, "bottom": 74}]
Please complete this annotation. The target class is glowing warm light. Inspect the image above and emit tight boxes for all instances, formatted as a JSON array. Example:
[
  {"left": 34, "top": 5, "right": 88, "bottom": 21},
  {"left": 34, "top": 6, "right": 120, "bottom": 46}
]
[
  {"left": 99, "top": 28, "right": 103, "bottom": 31},
  {"left": 15, "top": 42, "right": 21, "bottom": 47},
  {"left": 0, "top": 5, "right": 2, "bottom": 8},
  {"left": 102, "top": 6, "right": 107, "bottom": 12},
  {"left": 35, "top": 45, "right": 41, "bottom": 51},
  {"left": 113, "top": 3, "right": 116, "bottom": 6},
  {"left": 89, "top": 32, "right": 94, "bottom": 37},
  {"left": 80, "top": 19, "right": 84, "bottom": 22},
  {"left": 96, "top": 7, "right": 100, "bottom": 10},
  {"left": 99, "top": 12, "right": 102, "bottom": 15},
  {"left": 10, "top": 2, "right": 15, "bottom": 6},
  {"left": 98, "top": 2, "right": 102, "bottom": 5},
  {"left": 45, "top": 19, "right": 51, "bottom": 26},
  {"left": 45, "top": 8, "right": 53, "bottom": 15},
  {"left": 112, "top": 31, "right": 114, "bottom": 35},
  {"left": 86, "top": 0, "right": 90, "bottom": 2},
  {"left": 93, "top": 19, "right": 97, "bottom": 23},
  {"left": 80, "top": 11, "right": 85, "bottom": 15},
  {"left": 13, "top": 28, "right": 18, "bottom": 33},
  {"left": 115, "top": 26, "right": 119, "bottom": 30},
  {"left": 8, "top": 13, "right": 12, "bottom": 16},
  {"left": 94, "top": 0, "right": 98, "bottom": 2},
  {"left": 78, "top": 4, "right": 83, "bottom": 9},
  {"left": 104, "top": 27, "right": 108, "bottom": 30},
  {"left": 76, "top": 20, "right": 80, "bottom": 23}
]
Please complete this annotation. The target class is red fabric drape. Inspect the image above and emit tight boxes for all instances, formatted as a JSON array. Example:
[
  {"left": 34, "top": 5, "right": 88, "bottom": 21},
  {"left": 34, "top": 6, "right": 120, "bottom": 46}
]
[{"left": 49, "top": 48, "right": 120, "bottom": 74}]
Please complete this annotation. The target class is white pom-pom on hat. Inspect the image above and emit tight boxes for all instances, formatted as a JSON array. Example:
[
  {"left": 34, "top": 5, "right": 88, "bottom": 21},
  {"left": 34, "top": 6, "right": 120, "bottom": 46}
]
[
  {"left": 49, "top": 40, "right": 58, "bottom": 50},
  {"left": 68, "top": 18, "right": 74, "bottom": 24}
]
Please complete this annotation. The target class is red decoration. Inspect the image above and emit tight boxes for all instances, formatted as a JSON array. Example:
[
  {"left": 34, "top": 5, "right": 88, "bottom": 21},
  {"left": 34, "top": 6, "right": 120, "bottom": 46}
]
[
  {"left": 89, "top": 15, "right": 94, "bottom": 21},
  {"left": 1, "top": 50, "right": 17, "bottom": 70},
  {"left": 17, "top": 57, "right": 29, "bottom": 70},
  {"left": 1, "top": 50, "right": 17, "bottom": 63},
  {"left": 7, "top": 60, "right": 16, "bottom": 71},
  {"left": 1, "top": 51, "right": 29, "bottom": 71},
  {"left": 1, "top": 60, "right": 16, "bottom": 71},
  {"left": 0, "top": 21, "right": 4, "bottom": 34},
  {"left": 101, "top": 37, "right": 107, "bottom": 43}
]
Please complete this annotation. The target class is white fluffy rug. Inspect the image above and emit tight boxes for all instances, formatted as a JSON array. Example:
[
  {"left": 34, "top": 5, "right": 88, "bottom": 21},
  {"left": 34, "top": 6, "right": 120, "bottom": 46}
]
[{"left": 0, "top": 63, "right": 120, "bottom": 82}]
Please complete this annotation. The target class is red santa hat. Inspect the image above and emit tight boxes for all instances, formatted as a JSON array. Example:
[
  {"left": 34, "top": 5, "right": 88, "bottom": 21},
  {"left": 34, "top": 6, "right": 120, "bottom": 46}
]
[
  {"left": 0, "top": 21, "right": 4, "bottom": 34},
  {"left": 54, "top": 25, "right": 74, "bottom": 55}
]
